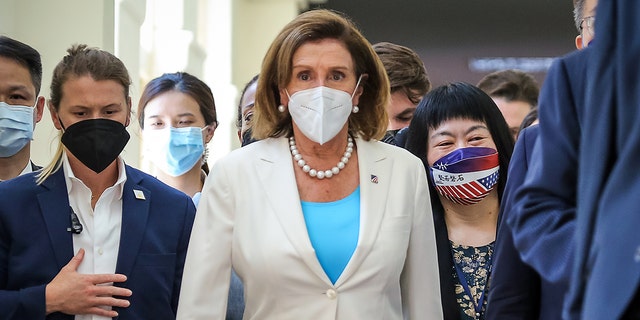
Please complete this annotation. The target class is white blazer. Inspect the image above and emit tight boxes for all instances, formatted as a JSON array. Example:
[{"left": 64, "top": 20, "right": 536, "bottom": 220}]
[{"left": 177, "top": 137, "right": 443, "bottom": 320}]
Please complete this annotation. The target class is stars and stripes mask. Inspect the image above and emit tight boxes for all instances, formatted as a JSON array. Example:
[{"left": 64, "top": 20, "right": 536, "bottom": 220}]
[{"left": 429, "top": 147, "right": 499, "bottom": 206}]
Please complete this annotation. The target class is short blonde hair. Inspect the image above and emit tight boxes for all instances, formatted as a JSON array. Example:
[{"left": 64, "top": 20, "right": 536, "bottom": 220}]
[{"left": 252, "top": 9, "right": 389, "bottom": 141}]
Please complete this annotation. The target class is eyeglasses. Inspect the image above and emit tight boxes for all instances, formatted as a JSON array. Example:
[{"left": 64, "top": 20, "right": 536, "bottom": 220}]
[{"left": 579, "top": 16, "right": 595, "bottom": 36}]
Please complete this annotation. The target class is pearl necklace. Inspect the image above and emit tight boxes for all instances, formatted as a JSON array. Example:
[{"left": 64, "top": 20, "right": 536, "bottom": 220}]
[{"left": 289, "top": 136, "right": 353, "bottom": 179}]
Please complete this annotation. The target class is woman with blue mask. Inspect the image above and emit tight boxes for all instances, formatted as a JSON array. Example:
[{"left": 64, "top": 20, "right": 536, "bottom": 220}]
[
  {"left": 138, "top": 72, "right": 217, "bottom": 204},
  {"left": 404, "top": 82, "right": 514, "bottom": 320},
  {"left": 138, "top": 72, "right": 246, "bottom": 319}
]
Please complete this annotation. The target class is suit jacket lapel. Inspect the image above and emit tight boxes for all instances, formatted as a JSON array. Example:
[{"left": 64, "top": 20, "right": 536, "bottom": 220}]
[
  {"left": 335, "top": 139, "right": 391, "bottom": 286},
  {"left": 38, "top": 169, "right": 75, "bottom": 269},
  {"left": 115, "top": 166, "right": 150, "bottom": 276},
  {"left": 255, "top": 138, "right": 331, "bottom": 285}
]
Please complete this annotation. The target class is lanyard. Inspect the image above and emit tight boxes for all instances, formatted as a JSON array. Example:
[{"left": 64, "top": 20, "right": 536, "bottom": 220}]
[{"left": 453, "top": 249, "right": 492, "bottom": 319}]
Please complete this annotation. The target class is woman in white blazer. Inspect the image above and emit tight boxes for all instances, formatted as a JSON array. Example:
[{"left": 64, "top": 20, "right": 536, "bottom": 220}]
[{"left": 177, "top": 9, "right": 443, "bottom": 320}]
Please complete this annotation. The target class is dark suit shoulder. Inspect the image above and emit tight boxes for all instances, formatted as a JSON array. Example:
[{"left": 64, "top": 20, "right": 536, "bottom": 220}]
[
  {"left": 0, "top": 171, "right": 41, "bottom": 195},
  {"left": 124, "top": 165, "right": 192, "bottom": 199}
]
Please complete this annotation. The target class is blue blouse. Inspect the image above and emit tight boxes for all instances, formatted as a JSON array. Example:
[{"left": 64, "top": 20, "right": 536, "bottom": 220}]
[{"left": 301, "top": 186, "right": 360, "bottom": 284}]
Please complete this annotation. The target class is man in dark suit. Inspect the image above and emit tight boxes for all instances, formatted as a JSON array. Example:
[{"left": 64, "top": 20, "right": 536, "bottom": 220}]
[
  {"left": 0, "top": 44, "right": 196, "bottom": 319},
  {"left": 0, "top": 36, "right": 45, "bottom": 181},
  {"left": 487, "top": 0, "right": 597, "bottom": 318},
  {"left": 565, "top": 0, "right": 640, "bottom": 318}
]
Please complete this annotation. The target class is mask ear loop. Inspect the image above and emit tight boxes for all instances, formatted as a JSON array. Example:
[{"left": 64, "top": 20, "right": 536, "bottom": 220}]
[
  {"left": 57, "top": 115, "right": 67, "bottom": 131},
  {"left": 351, "top": 75, "right": 363, "bottom": 113},
  {"left": 350, "top": 74, "right": 363, "bottom": 99}
]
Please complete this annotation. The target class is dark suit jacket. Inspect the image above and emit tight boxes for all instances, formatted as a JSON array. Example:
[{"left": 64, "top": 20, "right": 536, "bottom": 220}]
[
  {"left": 567, "top": 2, "right": 640, "bottom": 318},
  {"left": 485, "top": 125, "right": 541, "bottom": 320},
  {"left": 487, "top": 124, "right": 570, "bottom": 320},
  {"left": 507, "top": 48, "right": 589, "bottom": 310},
  {"left": 0, "top": 166, "right": 196, "bottom": 319},
  {"left": 30, "top": 161, "right": 41, "bottom": 171}
]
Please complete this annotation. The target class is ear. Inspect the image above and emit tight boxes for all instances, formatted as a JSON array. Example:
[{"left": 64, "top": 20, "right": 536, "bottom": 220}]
[
  {"left": 48, "top": 101, "right": 62, "bottom": 130},
  {"left": 34, "top": 96, "right": 45, "bottom": 124},
  {"left": 352, "top": 73, "right": 368, "bottom": 106},
  {"left": 125, "top": 96, "right": 132, "bottom": 127},
  {"left": 204, "top": 124, "right": 216, "bottom": 143},
  {"left": 575, "top": 35, "right": 584, "bottom": 50},
  {"left": 279, "top": 88, "right": 290, "bottom": 107}
]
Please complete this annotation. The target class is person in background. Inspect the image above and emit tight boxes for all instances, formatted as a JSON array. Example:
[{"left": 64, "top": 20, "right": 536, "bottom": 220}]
[
  {"left": 372, "top": 41, "right": 430, "bottom": 144},
  {"left": 0, "top": 44, "right": 196, "bottom": 319},
  {"left": 177, "top": 9, "right": 442, "bottom": 319},
  {"left": 137, "top": 71, "right": 245, "bottom": 319},
  {"left": 477, "top": 69, "right": 539, "bottom": 140},
  {"left": 565, "top": 0, "right": 640, "bottom": 317},
  {"left": 502, "top": 0, "right": 597, "bottom": 318},
  {"left": 0, "top": 36, "right": 45, "bottom": 181},
  {"left": 404, "top": 82, "right": 514, "bottom": 320},
  {"left": 138, "top": 72, "right": 217, "bottom": 203},
  {"left": 235, "top": 74, "right": 259, "bottom": 147}
]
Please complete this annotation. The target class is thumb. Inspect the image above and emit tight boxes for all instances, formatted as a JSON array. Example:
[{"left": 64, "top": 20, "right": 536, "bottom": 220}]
[{"left": 64, "top": 248, "right": 85, "bottom": 271}]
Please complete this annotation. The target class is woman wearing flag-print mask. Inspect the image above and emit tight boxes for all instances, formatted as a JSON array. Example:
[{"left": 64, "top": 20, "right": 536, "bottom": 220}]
[
  {"left": 404, "top": 82, "right": 514, "bottom": 320},
  {"left": 177, "top": 9, "right": 443, "bottom": 320}
]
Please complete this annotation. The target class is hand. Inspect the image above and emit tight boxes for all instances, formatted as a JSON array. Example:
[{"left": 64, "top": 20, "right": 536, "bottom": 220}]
[{"left": 45, "top": 248, "right": 132, "bottom": 317}]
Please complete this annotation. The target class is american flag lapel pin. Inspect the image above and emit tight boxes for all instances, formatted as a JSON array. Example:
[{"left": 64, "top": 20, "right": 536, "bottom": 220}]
[
  {"left": 133, "top": 189, "right": 146, "bottom": 200},
  {"left": 370, "top": 174, "right": 379, "bottom": 184}
]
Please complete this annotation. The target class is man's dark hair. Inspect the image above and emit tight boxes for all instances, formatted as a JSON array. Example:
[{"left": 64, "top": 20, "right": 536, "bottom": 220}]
[{"left": 0, "top": 36, "right": 42, "bottom": 95}]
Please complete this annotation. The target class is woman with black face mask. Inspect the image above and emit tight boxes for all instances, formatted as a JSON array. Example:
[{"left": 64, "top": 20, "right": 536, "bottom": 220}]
[{"left": 0, "top": 44, "right": 196, "bottom": 320}]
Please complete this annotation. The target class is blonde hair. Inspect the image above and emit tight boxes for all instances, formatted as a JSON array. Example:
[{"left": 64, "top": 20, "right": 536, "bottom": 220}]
[
  {"left": 252, "top": 9, "right": 389, "bottom": 141},
  {"left": 37, "top": 44, "right": 131, "bottom": 184}
]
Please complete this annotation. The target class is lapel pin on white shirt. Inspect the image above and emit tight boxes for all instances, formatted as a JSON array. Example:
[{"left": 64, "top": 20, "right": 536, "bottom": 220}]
[
  {"left": 370, "top": 174, "right": 378, "bottom": 184},
  {"left": 133, "top": 189, "right": 146, "bottom": 200}
]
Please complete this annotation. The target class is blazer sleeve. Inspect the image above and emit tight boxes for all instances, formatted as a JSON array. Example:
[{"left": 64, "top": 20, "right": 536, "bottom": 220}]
[
  {"left": 507, "top": 56, "right": 579, "bottom": 285},
  {"left": 400, "top": 160, "right": 444, "bottom": 319},
  {"left": 485, "top": 126, "right": 541, "bottom": 320},
  {"left": 0, "top": 226, "right": 48, "bottom": 320},
  {"left": 0, "top": 187, "right": 48, "bottom": 319},
  {"left": 172, "top": 196, "right": 197, "bottom": 313},
  {"left": 176, "top": 158, "right": 234, "bottom": 320}
]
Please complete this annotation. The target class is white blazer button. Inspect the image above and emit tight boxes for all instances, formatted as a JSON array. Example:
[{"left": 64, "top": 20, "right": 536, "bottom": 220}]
[{"left": 325, "top": 289, "right": 337, "bottom": 299}]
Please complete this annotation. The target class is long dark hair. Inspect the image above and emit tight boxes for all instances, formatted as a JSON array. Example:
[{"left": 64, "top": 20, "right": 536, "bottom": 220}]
[{"left": 404, "top": 82, "right": 514, "bottom": 203}]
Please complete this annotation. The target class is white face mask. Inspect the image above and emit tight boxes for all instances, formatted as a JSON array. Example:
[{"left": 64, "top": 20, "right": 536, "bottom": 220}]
[{"left": 286, "top": 75, "right": 362, "bottom": 145}]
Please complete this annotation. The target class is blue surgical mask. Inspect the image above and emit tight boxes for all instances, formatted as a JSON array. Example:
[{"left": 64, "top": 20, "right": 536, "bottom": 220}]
[
  {"left": 143, "top": 126, "right": 207, "bottom": 176},
  {"left": 0, "top": 102, "right": 35, "bottom": 157}
]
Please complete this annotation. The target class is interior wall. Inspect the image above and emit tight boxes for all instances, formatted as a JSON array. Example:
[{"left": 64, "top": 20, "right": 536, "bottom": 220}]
[
  {"left": 312, "top": 0, "right": 577, "bottom": 87},
  {"left": 1, "top": 0, "right": 126, "bottom": 167}
]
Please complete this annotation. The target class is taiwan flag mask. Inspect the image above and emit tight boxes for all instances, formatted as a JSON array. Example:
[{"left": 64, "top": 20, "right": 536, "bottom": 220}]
[{"left": 429, "top": 147, "right": 499, "bottom": 205}]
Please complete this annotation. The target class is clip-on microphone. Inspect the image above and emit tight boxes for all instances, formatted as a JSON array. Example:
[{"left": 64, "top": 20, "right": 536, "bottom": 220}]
[{"left": 67, "top": 207, "right": 83, "bottom": 234}]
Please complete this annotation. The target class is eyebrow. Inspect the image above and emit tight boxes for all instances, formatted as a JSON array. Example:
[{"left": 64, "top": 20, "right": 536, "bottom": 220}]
[
  {"left": 145, "top": 112, "right": 196, "bottom": 119},
  {"left": 8, "top": 84, "right": 31, "bottom": 92},
  {"left": 395, "top": 108, "right": 416, "bottom": 118},
  {"left": 430, "top": 124, "right": 488, "bottom": 140},
  {"left": 291, "top": 64, "right": 350, "bottom": 71}
]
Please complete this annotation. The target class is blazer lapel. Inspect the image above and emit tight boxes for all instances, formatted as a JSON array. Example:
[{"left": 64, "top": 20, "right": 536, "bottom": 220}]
[
  {"left": 255, "top": 138, "right": 331, "bottom": 285},
  {"left": 115, "top": 167, "right": 150, "bottom": 276},
  {"left": 335, "top": 139, "right": 391, "bottom": 286},
  {"left": 38, "top": 169, "right": 75, "bottom": 269}
]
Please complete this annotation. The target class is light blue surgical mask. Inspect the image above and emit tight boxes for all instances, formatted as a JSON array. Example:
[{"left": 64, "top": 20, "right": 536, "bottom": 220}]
[
  {"left": 143, "top": 126, "right": 207, "bottom": 176},
  {"left": 0, "top": 102, "right": 35, "bottom": 157}
]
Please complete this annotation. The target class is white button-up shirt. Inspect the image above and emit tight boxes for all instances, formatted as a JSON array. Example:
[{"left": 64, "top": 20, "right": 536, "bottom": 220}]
[{"left": 62, "top": 152, "right": 127, "bottom": 320}]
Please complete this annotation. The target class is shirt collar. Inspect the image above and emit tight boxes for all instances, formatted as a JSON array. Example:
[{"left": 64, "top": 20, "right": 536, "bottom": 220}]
[{"left": 62, "top": 151, "right": 127, "bottom": 199}]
